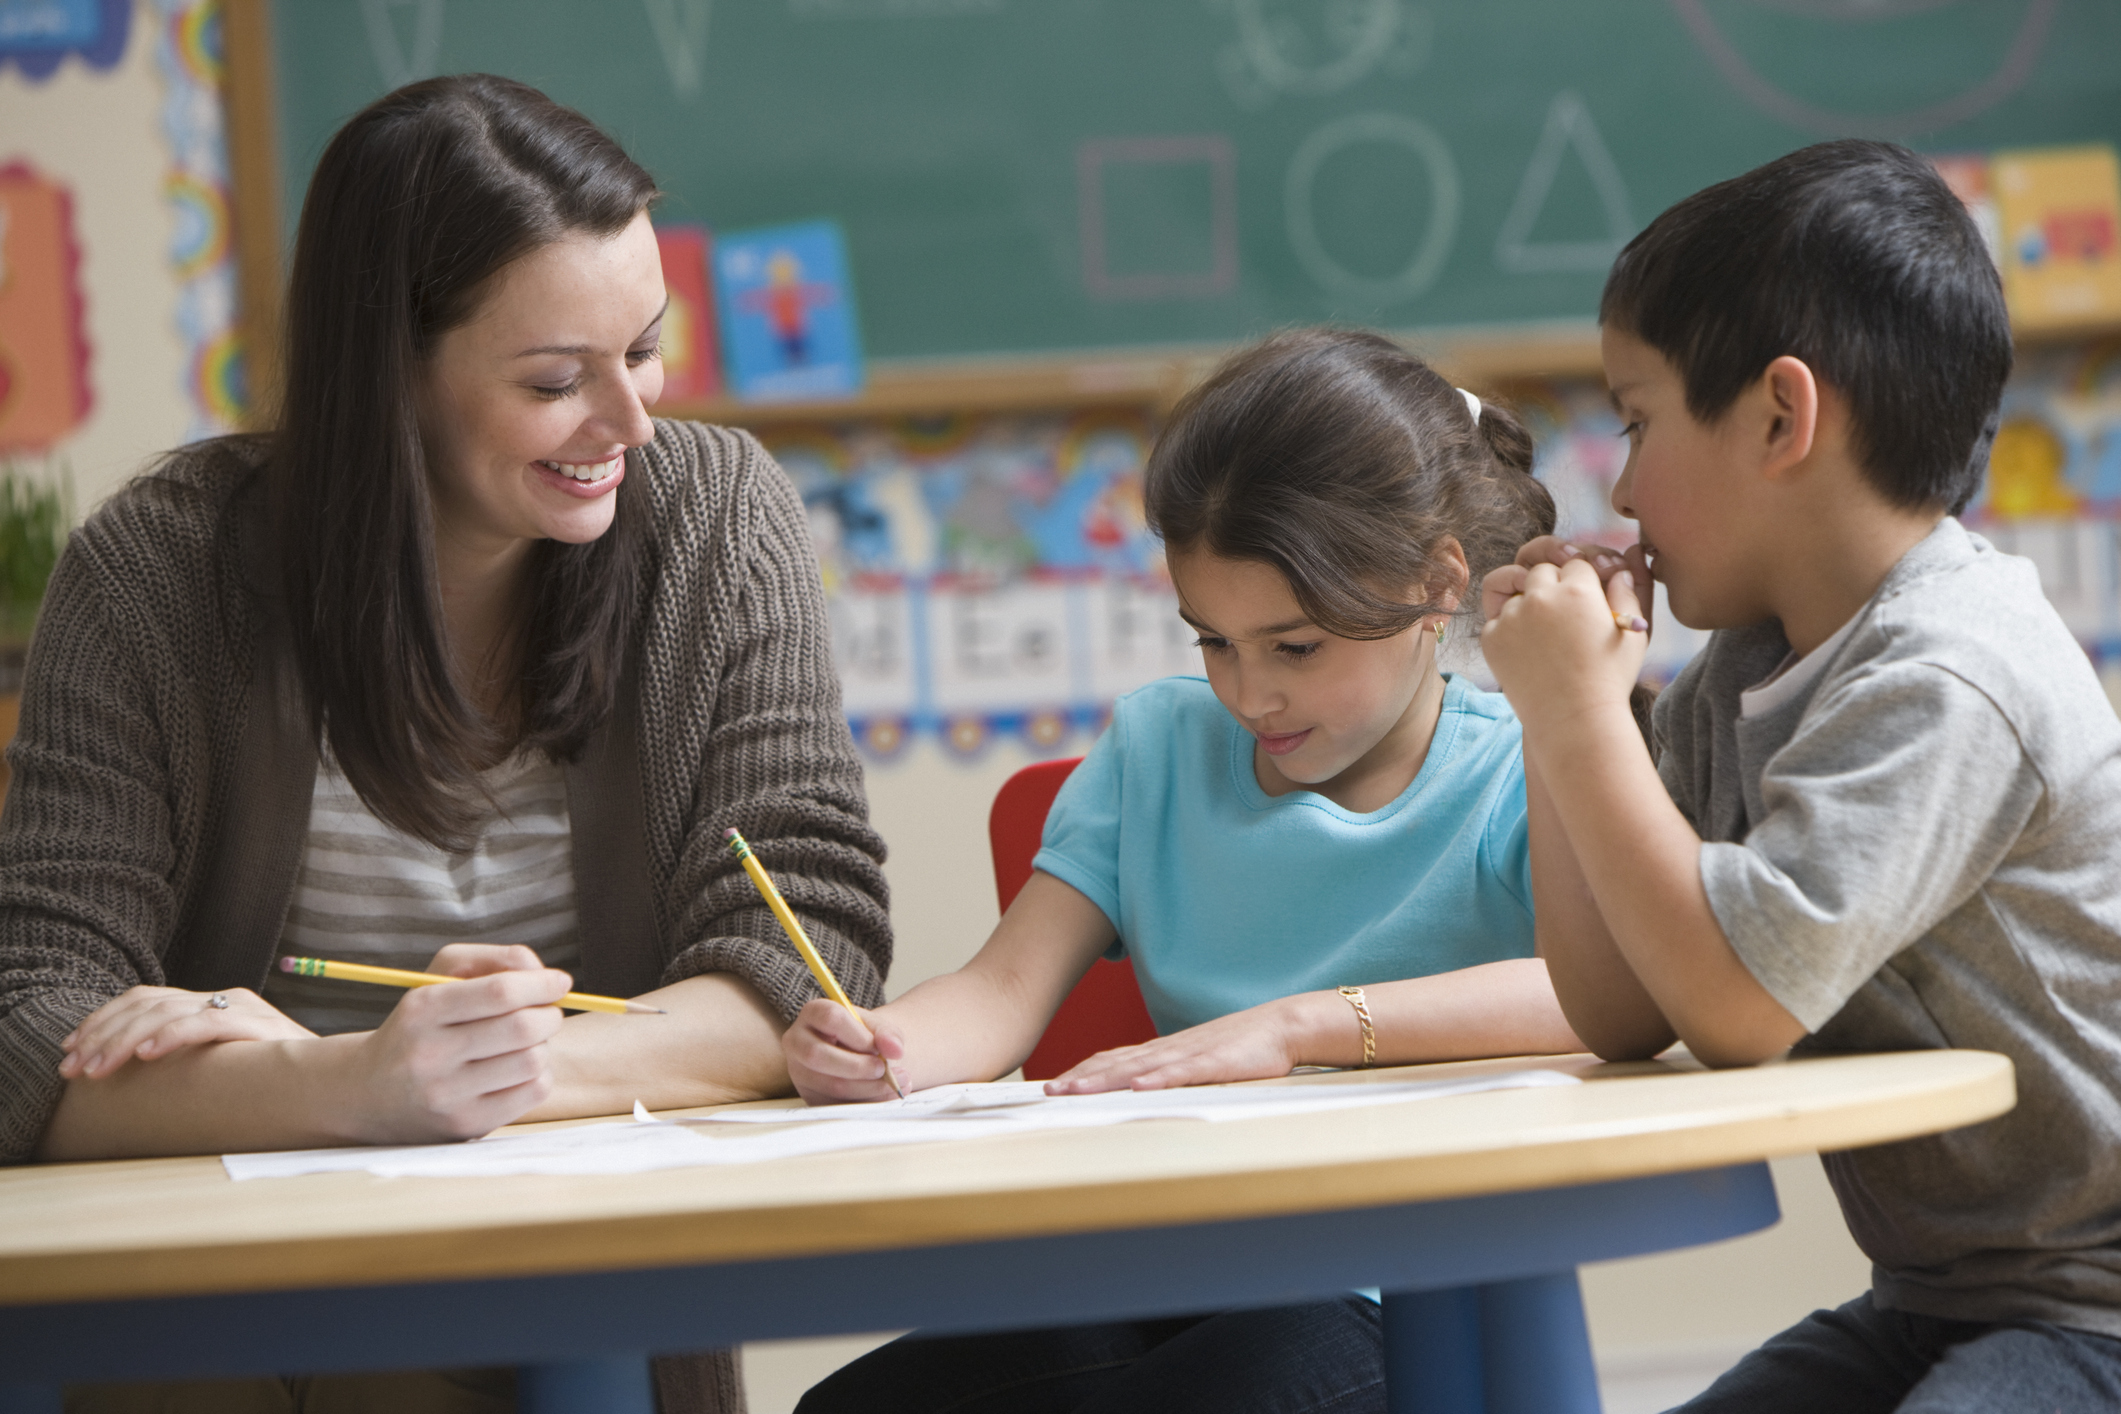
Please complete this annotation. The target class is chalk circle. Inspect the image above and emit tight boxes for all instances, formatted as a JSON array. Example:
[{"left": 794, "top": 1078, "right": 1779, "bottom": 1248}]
[
  {"left": 1669, "top": 0, "right": 2056, "bottom": 139},
  {"left": 1234, "top": 0, "right": 1406, "bottom": 96},
  {"left": 1285, "top": 112, "right": 1460, "bottom": 303}
]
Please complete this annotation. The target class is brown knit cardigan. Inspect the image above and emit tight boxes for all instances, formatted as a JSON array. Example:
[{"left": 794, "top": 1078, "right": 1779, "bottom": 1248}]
[{"left": 0, "top": 419, "right": 893, "bottom": 1413}]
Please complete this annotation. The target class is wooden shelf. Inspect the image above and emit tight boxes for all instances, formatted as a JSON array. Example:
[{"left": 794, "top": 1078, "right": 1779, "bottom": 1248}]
[{"left": 663, "top": 322, "right": 1608, "bottom": 429}]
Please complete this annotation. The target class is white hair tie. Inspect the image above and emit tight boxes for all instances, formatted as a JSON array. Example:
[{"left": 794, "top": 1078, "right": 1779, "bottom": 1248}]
[{"left": 1460, "top": 388, "right": 1482, "bottom": 424}]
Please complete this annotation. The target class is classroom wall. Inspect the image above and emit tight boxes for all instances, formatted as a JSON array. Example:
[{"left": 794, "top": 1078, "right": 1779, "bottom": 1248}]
[
  {"left": 7, "top": 8, "right": 2117, "bottom": 1410},
  {"left": 0, "top": 0, "right": 238, "bottom": 512}
]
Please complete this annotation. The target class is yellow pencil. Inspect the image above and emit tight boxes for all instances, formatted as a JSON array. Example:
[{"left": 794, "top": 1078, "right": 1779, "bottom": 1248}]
[
  {"left": 725, "top": 828, "right": 904, "bottom": 1099},
  {"left": 276, "top": 956, "right": 664, "bottom": 1015}
]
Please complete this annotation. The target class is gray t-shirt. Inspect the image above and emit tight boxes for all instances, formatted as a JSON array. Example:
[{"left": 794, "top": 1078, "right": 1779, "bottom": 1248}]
[{"left": 1656, "top": 517, "right": 2121, "bottom": 1335}]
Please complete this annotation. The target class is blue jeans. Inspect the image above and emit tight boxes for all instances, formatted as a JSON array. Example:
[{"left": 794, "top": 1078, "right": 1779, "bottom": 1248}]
[
  {"left": 794, "top": 1298, "right": 1383, "bottom": 1414},
  {"left": 1677, "top": 1293, "right": 2121, "bottom": 1414}
]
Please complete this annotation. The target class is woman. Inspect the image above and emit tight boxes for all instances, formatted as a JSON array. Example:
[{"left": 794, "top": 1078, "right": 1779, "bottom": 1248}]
[{"left": 0, "top": 75, "right": 888, "bottom": 1411}]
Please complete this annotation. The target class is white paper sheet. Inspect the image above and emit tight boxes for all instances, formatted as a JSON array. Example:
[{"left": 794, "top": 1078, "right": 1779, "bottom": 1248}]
[{"left": 221, "top": 1071, "right": 1578, "bottom": 1180}]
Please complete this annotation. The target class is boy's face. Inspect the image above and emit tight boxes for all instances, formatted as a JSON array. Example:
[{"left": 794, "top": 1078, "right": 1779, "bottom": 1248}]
[{"left": 1603, "top": 328, "right": 1773, "bottom": 631}]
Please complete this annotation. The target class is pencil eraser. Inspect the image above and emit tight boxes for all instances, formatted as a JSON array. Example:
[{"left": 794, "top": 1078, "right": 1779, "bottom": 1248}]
[
  {"left": 724, "top": 827, "right": 738, "bottom": 839},
  {"left": 277, "top": 956, "right": 297, "bottom": 972}
]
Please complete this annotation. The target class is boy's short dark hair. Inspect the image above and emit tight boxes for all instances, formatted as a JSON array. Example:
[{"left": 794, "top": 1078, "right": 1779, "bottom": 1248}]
[{"left": 1601, "top": 139, "right": 2010, "bottom": 514}]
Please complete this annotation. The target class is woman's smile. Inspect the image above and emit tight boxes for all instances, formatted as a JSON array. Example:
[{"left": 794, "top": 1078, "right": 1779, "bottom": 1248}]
[{"left": 533, "top": 453, "right": 626, "bottom": 498}]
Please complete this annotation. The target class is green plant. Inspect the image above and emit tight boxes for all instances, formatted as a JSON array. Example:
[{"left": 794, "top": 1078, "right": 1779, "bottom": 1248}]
[{"left": 0, "top": 460, "right": 72, "bottom": 647}]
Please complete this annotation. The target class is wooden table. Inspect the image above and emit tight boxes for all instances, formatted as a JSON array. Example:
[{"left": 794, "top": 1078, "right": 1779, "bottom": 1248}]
[{"left": 0, "top": 1050, "right": 2013, "bottom": 1414}]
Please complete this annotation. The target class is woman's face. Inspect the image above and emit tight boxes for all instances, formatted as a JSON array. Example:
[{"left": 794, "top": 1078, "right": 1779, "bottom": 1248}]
[{"left": 420, "top": 209, "right": 666, "bottom": 560}]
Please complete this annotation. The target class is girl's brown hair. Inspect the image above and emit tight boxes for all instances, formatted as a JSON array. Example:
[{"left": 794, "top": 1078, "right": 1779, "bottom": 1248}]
[
  {"left": 1145, "top": 328, "right": 1554, "bottom": 639},
  {"left": 272, "top": 75, "right": 658, "bottom": 852}
]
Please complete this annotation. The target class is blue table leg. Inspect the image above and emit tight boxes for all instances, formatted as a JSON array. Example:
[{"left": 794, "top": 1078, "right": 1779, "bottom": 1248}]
[
  {"left": 518, "top": 1356, "right": 654, "bottom": 1414},
  {"left": 0, "top": 1385, "right": 61, "bottom": 1414},
  {"left": 1383, "top": 1271, "right": 1602, "bottom": 1414}
]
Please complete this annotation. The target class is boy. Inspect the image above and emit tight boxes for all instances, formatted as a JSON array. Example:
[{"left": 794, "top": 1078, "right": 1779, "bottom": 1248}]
[{"left": 1483, "top": 139, "right": 2121, "bottom": 1411}]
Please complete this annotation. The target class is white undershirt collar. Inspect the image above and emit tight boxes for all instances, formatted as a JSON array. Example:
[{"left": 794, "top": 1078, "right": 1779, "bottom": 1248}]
[{"left": 1739, "top": 613, "right": 1861, "bottom": 720}]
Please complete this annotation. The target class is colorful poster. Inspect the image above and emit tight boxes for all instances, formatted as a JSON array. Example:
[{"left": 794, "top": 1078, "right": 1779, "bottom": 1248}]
[
  {"left": 777, "top": 341, "right": 2121, "bottom": 764},
  {"left": 654, "top": 224, "right": 721, "bottom": 403},
  {"left": 772, "top": 411, "right": 1180, "bottom": 758},
  {"left": 155, "top": 0, "right": 245, "bottom": 437},
  {"left": 715, "top": 220, "right": 863, "bottom": 402},
  {"left": 0, "top": 162, "right": 93, "bottom": 453},
  {"left": 0, "top": 0, "right": 128, "bottom": 79},
  {"left": 1994, "top": 145, "right": 2121, "bottom": 333}
]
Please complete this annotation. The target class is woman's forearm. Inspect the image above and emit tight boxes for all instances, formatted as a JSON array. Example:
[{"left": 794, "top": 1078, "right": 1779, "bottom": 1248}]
[
  {"left": 1279, "top": 958, "right": 1586, "bottom": 1068},
  {"left": 36, "top": 1033, "right": 373, "bottom": 1161},
  {"left": 529, "top": 971, "right": 795, "bottom": 1117}
]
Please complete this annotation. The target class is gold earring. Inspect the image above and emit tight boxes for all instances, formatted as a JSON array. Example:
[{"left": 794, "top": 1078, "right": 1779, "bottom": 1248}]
[{"left": 1433, "top": 619, "right": 1446, "bottom": 646}]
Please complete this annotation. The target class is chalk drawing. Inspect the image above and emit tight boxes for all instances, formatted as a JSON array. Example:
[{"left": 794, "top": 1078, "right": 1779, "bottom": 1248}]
[
  {"left": 1285, "top": 112, "right": 1458, "bottom": 303},
  {"left": 789, "top": 0, "right": 1003, "bottom": 16},
  {"left": 1078, "top": 136, "right": 1239, "bottom": 301},
  {"left": 361, "top": 0, "right": 442, "bottom": 88},
  {"left": 1494, "top": 91, "right": 1634, "bottom": 276},
  {"left": 1215, "top": 0, "right": 1429, "bottom": 110},
  {"left": 642, "top": 0, "right": 711, "bottom": 99},
  {"left": 1669, "top": 0, "right": 2055, "bottom": 139}
]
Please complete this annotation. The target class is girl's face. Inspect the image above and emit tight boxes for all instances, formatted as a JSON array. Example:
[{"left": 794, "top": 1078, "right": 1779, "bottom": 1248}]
[
  {"left": 419, "top": 210, "right": 667, "bottom": 561},
  {"left": 1168, "top": 549, "right": 1450, "bottom": 804}
]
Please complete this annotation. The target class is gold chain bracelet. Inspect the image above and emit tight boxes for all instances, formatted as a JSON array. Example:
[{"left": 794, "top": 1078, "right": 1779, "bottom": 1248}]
[{"left": 1337, "top": 985, "right": 1375, "bottom": 1068}]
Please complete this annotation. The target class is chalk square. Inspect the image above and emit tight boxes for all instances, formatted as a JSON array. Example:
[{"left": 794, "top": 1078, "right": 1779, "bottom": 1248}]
[{"left": 1078, "top": 136, "right": 1237, "bottom": 301}]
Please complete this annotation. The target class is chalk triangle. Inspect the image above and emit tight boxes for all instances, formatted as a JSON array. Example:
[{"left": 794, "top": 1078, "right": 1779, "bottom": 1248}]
[{"left": 1495, "top": 91, "right": 1635, "bottom": 274}]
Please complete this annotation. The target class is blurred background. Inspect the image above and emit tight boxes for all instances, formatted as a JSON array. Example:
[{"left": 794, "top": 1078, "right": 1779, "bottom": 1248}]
[{"left": 5, "top": 3, "right": 2119, "bottom": 1408}]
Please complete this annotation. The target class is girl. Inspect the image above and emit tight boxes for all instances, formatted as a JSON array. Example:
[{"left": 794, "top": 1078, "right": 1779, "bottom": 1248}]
[
  {"left": 1, "top": 76, "right": 886, "bottom": 1413},
  {"left": 785, "top": 328, "right": 1583, "bottom": 1414}
]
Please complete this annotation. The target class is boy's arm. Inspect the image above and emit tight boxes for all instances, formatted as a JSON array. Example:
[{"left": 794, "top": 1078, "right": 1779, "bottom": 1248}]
[
  {"left": 1489, "top": 560, "right": 1806, "bottom": 1066},
  {"left": 1529, "top": 693, "right": 1806, "bottom": 1065},
  {"left": 1526, "top": 758, "right": 1676, "bottom": 1060}
]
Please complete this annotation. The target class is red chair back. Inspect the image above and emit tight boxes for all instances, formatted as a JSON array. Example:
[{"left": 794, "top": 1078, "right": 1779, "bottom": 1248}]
[{"left": 988, "top": 758, "right": 1158, "bottom": 1080}]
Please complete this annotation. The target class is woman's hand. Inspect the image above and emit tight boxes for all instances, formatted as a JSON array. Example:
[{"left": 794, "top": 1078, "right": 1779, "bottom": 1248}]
[
  {"left": 58, "top": 986, "right": 316, "bottom": 1080},
  {"left": 339, "top": 943, "right": 573, "bottom": 1142},
  {"left": 1044, "top": 1001, "right": 1305, "bottom": 1095},
  {"left": 782, "top": 997, "right": 907, "bottom": 1105}
]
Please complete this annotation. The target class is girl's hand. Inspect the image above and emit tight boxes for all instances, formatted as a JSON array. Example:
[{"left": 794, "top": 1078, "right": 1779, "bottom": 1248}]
[
  {"left": 1044, "top": 1005, "right": 1300, "bottom": 1095},
  {"left": 58, "top": 986, "right": 316, "bottom": 1080},
  {"left": 342, "top": 945, "right": 572, "bottom": 1141},
  {"left": 783, "top": 997, "right": 907, "bottom": 1105},
  {"left": 1484, "top": 558, "right": 1651, "bottom": 735}
]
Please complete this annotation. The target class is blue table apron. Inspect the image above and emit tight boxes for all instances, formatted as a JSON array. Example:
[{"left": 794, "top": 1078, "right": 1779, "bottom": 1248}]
[{"left": 0, "top": 1161, "right": 1775, "bottom": 1414}]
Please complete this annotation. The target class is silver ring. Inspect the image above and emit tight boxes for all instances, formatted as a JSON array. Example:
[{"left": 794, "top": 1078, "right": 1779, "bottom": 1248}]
[{"left": 207, "top": 993, "right": 230, "bottom": 1010}]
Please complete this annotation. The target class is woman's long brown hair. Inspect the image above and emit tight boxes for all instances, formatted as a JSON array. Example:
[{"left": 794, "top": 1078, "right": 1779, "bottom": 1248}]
[{"left": 272, "top": 75, "right": 656, "bottom": 851}]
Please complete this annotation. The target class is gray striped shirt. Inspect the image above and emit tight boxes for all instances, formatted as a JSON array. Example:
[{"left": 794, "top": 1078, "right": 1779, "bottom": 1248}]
[{"left": 263, "top": 752, "right": 580, "bottom": 1034}]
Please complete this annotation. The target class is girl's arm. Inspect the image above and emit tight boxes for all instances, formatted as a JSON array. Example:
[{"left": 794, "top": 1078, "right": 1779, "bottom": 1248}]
[
  {"left": 784, "top": 871, "right": 1116, "bottom": 1103},
  {"left": 1045, "top": 958, "right": 1581, "bottom": 1094}
]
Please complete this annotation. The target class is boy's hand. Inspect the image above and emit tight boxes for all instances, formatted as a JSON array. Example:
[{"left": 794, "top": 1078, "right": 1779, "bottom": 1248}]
[
  {"left": 783, "top": 997, "right": 908, "bottom": 1104},
  {"left": 1483, "top": 558, "right": 1650, "bottom": 735},
  {"left": 1490, "top": 538, "right": 1655, "bottom": 640}
]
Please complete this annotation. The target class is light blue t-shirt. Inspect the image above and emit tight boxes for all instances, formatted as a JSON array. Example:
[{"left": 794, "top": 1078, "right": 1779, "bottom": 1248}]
[{"left": 1032, "top": 675, "right": 1535, "bottom": 1036}]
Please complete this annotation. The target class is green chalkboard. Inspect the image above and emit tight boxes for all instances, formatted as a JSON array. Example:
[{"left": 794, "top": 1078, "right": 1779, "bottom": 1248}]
[{"left": 272, "top": 1, "right": 2121, "bottom": 362}]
